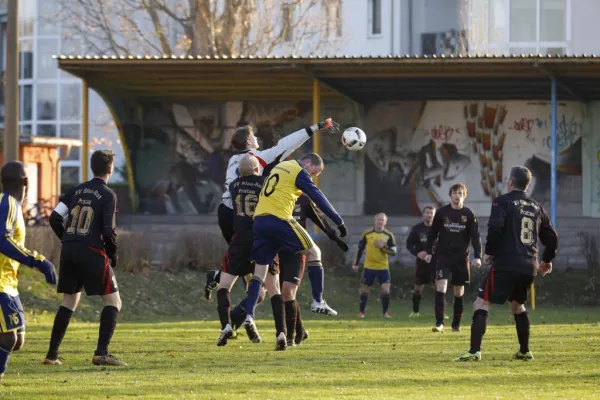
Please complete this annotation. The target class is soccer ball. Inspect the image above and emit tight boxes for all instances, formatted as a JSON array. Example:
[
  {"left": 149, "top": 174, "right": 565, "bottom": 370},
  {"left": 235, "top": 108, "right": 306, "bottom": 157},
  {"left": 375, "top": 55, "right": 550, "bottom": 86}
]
[{"left": 341, "top": 127, "right": 367, "bottom": 151}]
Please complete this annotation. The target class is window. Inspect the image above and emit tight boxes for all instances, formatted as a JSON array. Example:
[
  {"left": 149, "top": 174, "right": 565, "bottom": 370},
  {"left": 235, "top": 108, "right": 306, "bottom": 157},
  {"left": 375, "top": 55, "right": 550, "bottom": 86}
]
[
  {"left": 38, "top": 123, "right": 56, "bottom": 136},
  {"left": 368, "top": 0, "right": 381, "bottom": 36},
  {"left": 19, "top": 0, "right": 35, "bottom": 37},
  {"left": 37, "top": 38, "right": 59, "bottom": 79},
  {"left": 19, "top": 39, "right": 33, "bottom": 79},
  {"left": 60, "top": 83, "right": 81, "bottom": 120},
  {"left": 540, "top": 0, "right": 566, "bottom": 41},
  {"left": 61, "top": 166, "right": 80, "bottom": 185},
  {"left": 60, "top": 124, "right": 80, "bottom": 161},
  {"left": 19, "top": 84, "right": 32, "bottom": 121},
  {"left": 282, "top": 4, "right": 294, "bottom": 42},
  {"left": 510, "top": 0, "right": 536, "bottom": 42},
  {"left": 37, "top": 83, "right": 57, "bottom": 120}
]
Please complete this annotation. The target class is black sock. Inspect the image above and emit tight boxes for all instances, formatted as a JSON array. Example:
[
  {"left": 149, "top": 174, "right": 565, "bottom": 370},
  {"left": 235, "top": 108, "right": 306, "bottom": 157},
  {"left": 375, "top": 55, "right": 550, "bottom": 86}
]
[
  {"left": 294, "top": 300, "right": 304, "bottom": 338},
  {"left": 284, "top": 300, "right": 297, "bottom": 341},
  {"left": 95, "top": 306, "right": 119, "bottom": 357},
  {"left": 359, "top": 293, "right": 368, "bottom": 313},
  {"left": 435, "top": 292, "right": 446, "bottom": 326},
  {"left": 514, "top": 312, "right": 530, "bottom": 354},
  {"left": 412, "top": 292, "right": 422, "bottom": 313},
  {"left": 217, "top": 288, "right": 231, "bottom": 330},
  {"left": 469, "top": 309, "right": 488, "bottom": 353},
  {"left": 270, "top": 294, "right": 286, "bottom": 337},
  {"left": 46, "top": 306, "right": 73, "bottom": 360},
  {"left": 452, "top": 296, "right": 464, "bottom": 327},
  {"left": 381, "top": 294, "right": 390, "bottom": 314}
]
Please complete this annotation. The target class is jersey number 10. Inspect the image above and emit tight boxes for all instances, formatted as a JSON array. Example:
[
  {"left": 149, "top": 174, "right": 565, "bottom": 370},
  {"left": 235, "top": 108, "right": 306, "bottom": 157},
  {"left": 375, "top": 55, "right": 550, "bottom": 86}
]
[{"left": 66, "top": 205, "right": 95, "bottom": 236}]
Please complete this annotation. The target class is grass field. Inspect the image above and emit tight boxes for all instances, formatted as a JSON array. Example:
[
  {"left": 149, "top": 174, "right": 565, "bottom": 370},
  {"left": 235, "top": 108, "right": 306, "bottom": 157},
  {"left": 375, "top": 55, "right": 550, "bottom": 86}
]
[{"left": 3, "top": 269, "right": 600, "bottom": 399}]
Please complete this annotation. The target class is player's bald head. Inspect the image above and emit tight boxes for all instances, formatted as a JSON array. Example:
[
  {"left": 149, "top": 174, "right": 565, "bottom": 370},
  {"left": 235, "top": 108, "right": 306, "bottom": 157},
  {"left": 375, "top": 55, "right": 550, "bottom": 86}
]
[{"left": 238, "top": 154, "right": 260, "bottom": 176}]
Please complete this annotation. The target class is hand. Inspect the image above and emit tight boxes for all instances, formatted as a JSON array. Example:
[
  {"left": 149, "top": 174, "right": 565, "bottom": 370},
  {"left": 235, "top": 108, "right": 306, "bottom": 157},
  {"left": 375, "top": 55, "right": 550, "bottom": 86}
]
[
  {"left": 417, "top": 251, "right": 428, "bottom": 261},
  {"left": 374, "top": 239, "right": 384, "bottom": 249},
  {"left": 424, "top": 254, "right": 432, "bottom": 263},
  {"left": 538, "top": 261, "right": 553, "bottom": 276},
  {"left": 483, "top": 254, "right": 494, "bottom": 266},
  {"left": 311, "top": 118, "right": 340, "bottom": 134},
  {"left": 109, "top": 254, "right": 118, "bottom": 269},
  {"left": 352, "top": 264, "right": 359, "bottom": 273},
  {"left": 473, "top": 258, "right": 482, "bottom": 269},
  {"left": 37, "top": 259, "right": 57, "bottom": 285},
  {"left": 337, "top": 223, "right": 347, "bottom": 238},
  {"left": 334, "top": 237, "right": 349, "bottom": 252}
]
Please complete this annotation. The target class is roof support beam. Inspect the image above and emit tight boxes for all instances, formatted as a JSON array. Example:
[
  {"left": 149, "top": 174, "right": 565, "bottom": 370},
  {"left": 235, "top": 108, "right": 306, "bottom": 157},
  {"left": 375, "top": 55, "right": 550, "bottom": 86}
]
[
  {"left": 535, "top": 63, "right": 586, "bottom": 102},
  {"left": 292, "top": 64, "right": 362, "bottom": 105}
]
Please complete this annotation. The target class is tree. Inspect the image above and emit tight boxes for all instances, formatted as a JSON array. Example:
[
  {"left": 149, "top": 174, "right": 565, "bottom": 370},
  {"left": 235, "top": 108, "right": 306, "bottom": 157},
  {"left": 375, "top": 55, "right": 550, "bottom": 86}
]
[{"left": 54, "top": 0, "right": 342, "bottom": 57}]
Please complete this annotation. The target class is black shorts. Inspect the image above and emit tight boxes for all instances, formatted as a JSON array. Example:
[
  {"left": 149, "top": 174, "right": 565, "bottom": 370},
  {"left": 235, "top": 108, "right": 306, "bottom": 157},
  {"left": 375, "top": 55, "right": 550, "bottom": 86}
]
[
  {"left": 436, "top": 259, "right": 470, "bottom": 286},
  {"left": 278, "top": 250, "right": 305, "bottom": 286},
  {"left": 415, "top": 260, "right": 435, "bottom": 285},
  {"left": 222, "top": 235, "right": 254, "bottom": 277},
  {"left": 478, "top": 268, "right": 534, "bottom": 305},
  {"left": 217, "top": 203, "right": 234, "bottom": 244},
  {"left": 58, "top": 243, "right": 119, "bottom": 296}
]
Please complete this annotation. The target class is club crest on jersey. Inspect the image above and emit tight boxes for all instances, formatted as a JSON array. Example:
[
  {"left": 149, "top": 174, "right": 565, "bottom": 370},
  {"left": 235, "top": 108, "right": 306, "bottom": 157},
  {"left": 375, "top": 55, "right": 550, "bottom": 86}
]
[
  {"left": 420, "top": 233, "right": 427, "bottom": 242},
  {"left": 461, "top": 215, "right": 467, "bottom": 223}
]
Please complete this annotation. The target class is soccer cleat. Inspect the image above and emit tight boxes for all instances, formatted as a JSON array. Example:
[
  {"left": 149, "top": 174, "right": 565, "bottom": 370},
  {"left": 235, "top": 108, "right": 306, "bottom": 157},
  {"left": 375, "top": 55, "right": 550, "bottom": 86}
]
[
  {"left": 513, "top": 350, "right": 534, "bottom": 360},
  {"left": 455, "top": 351, "right": 482, "bottom": 361},
  {"left": 42, "top": 358, "right": 63, "bottom": 366},
  {"left": 243, "top": 316, "right": 262, "bottom": 343},
  {"left": 311, "top": 300, "right": 338, "bottom": 316},
  {"left": 204, "top": 270, "right": 219, "bottom": 301},
  {"left": 383, "top": 312, "right": 392, "bottom": 319},
  {"left": 432, "top": 324, "right": 444, "bottom": 333},
  {"left": 92, "top": 353, "right": 127, "bottom": 366},
  {"left": 452, "top": 325, "right": 461, "bottom": 333},
  {"left": 217, "top": 324, "right": 233, "bottom": 347},
  {"left": 286, "top": 339, "right": 297, "bottom": 347},
  {"left": 275, "top": 332, "right": 287, "bottom": 351},
  {"left": 409, "top": 312, "right": 420, "bottom": 319},
  {"left": 295, "top": 328, "right": 309, "bottom": 345},
  {"left": 358, "top": 312, "right": 365, "bottom": 319}
]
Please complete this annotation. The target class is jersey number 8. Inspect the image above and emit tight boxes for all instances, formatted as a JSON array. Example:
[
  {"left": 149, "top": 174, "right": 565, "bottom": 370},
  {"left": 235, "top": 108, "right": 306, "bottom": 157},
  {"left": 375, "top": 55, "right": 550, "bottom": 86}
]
[
  {"left": 520, "top": 216, "right": 534, "bottom": 245},
  {"left": 66, "top": 205, "right": 95, "bottom": 236}
]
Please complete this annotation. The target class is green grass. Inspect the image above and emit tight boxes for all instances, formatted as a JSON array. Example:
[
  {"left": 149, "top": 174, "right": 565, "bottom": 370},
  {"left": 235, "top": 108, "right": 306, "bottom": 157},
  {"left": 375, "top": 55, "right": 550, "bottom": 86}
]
[{"left": 5, "top": 268, "right": 600, "bottom": 399}]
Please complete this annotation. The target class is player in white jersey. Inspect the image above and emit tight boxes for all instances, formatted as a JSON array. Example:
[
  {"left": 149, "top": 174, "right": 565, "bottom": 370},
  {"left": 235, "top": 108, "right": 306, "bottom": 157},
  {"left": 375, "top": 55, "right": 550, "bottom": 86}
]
[{"left": 217, "top": 119, "right": 339, "bottom": 244}]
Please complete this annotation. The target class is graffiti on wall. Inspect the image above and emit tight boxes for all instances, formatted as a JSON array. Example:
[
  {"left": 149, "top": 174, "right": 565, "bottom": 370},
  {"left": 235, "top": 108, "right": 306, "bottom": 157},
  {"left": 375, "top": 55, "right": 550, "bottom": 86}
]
[{"left": 363, "top": 101, "right": 585, "bottom": 216}]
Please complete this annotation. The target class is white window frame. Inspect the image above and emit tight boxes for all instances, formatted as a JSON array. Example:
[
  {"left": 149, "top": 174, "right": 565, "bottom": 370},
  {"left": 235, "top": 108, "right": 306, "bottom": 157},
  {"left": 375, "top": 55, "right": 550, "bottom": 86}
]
[
  {"left": 367, "top": 0, "right": 382, "bottom": 38},
  {"left": 467, "top": 0, "right": 571, "bottom": 56}
]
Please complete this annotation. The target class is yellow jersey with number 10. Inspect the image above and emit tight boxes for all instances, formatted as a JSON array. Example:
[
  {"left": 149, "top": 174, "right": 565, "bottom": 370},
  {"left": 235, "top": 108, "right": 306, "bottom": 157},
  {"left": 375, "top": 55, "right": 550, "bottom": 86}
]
[{"left": 254, "top": 160, "right": 303, "bottom": 220}]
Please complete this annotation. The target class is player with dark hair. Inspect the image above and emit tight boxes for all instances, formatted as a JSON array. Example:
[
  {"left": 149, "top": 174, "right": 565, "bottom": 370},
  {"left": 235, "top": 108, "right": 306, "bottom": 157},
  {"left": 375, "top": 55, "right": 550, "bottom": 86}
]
[
  {"left": 419, "top": 183, "right": 482, "bottom": 333},
  {"left": 0, "top": 161, "right": 57, "bottom": 382},
  {"left": 352, "top": 213, "right": 397, "bottom": 318},
  {"left": 406, "top": 206, "right": 436, "bottom": 319},
  {"left": 44, "top": 150, "right": 126, "bottom": 366},
  {"left": 456, "top": 166, "right": 558, "bottom": 361},
  {"left": 245, "top": 153, "right": 347, "bottom": 350}
]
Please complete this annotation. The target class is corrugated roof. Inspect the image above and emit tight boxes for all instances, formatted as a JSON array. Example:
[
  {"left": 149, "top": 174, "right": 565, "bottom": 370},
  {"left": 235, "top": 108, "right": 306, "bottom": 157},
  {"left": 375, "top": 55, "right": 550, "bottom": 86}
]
[{"left": 55, "top": 54, "right": 600, "bottom": 102}]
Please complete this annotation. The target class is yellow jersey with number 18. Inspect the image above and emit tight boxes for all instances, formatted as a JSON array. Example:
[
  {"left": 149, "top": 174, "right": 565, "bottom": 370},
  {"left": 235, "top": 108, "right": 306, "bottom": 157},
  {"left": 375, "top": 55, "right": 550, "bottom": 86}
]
[{"left": 254, "top": 160, "right": 303, "bottom": 220}]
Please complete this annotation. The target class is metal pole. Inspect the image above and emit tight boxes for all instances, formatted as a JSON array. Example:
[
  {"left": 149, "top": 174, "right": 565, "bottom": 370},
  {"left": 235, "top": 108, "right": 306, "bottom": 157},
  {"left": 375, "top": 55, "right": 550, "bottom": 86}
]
[
  {"left": 312, "top": 79, "right": 321, "bottom": 187},
  {"left": 82, "top": 80, "right": 89, "bottom": 181},
  {"left": 550, "top": 78, "right": 557, "bottom": 227},
  {"left": 4, "top": 0, "right": 20, "bottom": 162}
]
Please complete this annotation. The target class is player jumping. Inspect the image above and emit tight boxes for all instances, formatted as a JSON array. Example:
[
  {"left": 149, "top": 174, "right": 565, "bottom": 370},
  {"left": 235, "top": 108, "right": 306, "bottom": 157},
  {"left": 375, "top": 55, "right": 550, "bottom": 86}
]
[
  {"left": 215, "top": 119, "right": 341, "bottom": 316},
  {"left": 419, "top": 183, "right": 482, "bottom": 333},
  {"left": 456, "top": 166, "right": 558, "bottom": 361},
  {"left": 45, "top": 150, "right": 126, "bottom": 366},
  {"left": 406, "top": 206, "right": 436, "bottom": 318},
  {"left": 0, "top": 162, "right": 57, "bottom": 382},
  {"left": 245, "top": 153, "right": 347, "bottom": 350},
  {"left": 352, "top": 213, "right": 397, "bottom": 318}
]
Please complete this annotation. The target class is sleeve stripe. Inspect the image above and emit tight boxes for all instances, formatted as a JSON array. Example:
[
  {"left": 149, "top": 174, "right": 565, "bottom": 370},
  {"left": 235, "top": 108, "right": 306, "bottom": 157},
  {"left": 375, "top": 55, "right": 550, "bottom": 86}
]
[
  {"left": 6, "top": 196, "right": 16, "bottom": 233},
  {"left": 6, "top": 236, "right": 37, "bottom": 258}
]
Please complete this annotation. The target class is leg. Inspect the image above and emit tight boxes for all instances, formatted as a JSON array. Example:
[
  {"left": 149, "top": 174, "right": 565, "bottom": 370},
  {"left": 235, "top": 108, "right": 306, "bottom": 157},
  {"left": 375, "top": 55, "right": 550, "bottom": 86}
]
[
  {"left": 412, "top": 284, "right": 425, "bottom": 315},
  {"left": 282, "top": 281, "right": 299, "bottom": 344},
  {"left": 510, "top": 273, "right": 535, "bottom": 359},
  {"left": 452, "top": 285, "right": 465, "bottom": 331},
  {"left": 0, "top": 332, "right": 17, "bottom": 377},
  {"left": 434, "top": 278, "right": 448, "bottom": 330},
  {"left": 305, "top": 246, "right": 324, "bottom": 303},
  {"left": 217, "top": 203, "right": 235, "bottom": 244},
  {"left": 380, "top": 270, "right": 392, "bottom": 317},
  {"left": 468, "top": 297, "right": 490, "bottom": 355},
  {"left": 93, "top": 291, "right": 124, "bottom": 365},
  {"left": 265, "top": 271, "right": 287, "bottom": 351},
  {"left": 216, "top": 272, "right": 237, "bottom": 330},
  {"left": 45, "top": 293, "right": 81, "bottom": 363},
  {"left": 359, "top": 284, "right": 371, "bottom": 316},
  {"left": 13, "top": 331, "right": 25, "bottom": 351}
]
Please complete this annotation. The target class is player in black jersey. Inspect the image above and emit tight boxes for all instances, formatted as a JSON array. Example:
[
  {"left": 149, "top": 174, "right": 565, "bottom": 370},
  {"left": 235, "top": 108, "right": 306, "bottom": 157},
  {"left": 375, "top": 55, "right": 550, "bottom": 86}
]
[
  {"left": 420, "top": 183, "right": 482, "bottom": 333},
  {"left": 456, "top": 166, "right": 558, "bottom": 362},
  {"left": 406, "top": 206, "right": 436, "bottom": 319},
  {"left": 44, "top": 150, "right": 126, "bottom": 366}
]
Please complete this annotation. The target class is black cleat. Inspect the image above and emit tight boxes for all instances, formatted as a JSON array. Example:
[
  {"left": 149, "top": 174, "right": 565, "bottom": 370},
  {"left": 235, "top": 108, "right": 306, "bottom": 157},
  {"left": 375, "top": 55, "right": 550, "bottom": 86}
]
[
  {"left": 217, "top": 325, "right": 234, "bottom": 347},
  {"left": 294, "top": 328, "right": 309, "bottom": 345},
  {"left": 243, "top": 317, "right": 262, "bottom": 343},
  {"left": 204, "top": 270, "right": 219, "bottom": 301}
]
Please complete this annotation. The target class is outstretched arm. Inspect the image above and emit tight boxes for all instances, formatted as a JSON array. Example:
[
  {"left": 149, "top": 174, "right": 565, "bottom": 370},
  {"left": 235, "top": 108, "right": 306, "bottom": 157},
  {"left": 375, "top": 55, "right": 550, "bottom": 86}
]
[{"left": 295, "top": 169, "right": 343, "bottom": 226}]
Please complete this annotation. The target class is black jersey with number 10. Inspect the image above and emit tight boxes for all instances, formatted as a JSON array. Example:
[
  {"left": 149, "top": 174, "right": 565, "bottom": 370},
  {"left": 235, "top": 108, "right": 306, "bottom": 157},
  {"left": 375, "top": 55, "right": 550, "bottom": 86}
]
[
  {"left": 485, "top": 190, "right": 558, "bottom": 276},
  {"left": 229, "top": 175, "right": 265, "bottom": 237}
]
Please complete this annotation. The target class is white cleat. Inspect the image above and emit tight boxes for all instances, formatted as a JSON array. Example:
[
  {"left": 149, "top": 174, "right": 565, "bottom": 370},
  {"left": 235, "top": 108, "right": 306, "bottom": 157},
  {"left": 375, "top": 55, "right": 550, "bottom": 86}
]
[
  {"left": 217, "top": 324, "right": 233, "bottom": 347},
  {"left": 432, "top": 324, "right": 445, "bottom": 333},
  {"left": 311, "top": 299, "right": 338, "bottom": 316}
]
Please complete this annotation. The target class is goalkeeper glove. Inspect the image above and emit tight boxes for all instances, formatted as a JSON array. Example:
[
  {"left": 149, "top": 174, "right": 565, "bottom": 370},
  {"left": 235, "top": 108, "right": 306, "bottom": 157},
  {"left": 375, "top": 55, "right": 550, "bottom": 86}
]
[
  {"left": 309, "top": 118, "right": 340, "bottom": 134},
  {"left": 337, "top": 223, "right": 348, "bottom": 238}
]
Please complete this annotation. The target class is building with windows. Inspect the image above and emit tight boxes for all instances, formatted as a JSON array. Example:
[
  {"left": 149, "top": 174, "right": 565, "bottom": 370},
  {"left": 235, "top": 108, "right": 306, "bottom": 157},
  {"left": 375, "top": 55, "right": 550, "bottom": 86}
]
[{"left": 0, "top": 0, "right": 597, "bottom": 191}]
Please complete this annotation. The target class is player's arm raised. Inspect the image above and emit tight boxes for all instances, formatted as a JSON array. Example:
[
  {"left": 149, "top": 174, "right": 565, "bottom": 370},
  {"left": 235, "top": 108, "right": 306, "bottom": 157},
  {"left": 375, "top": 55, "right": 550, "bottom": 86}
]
[
  {"left": 256, "top": 119, "right": 340, "bottom": 170},
  {"left": 538, "top": 206, "right": 558, "bottom": 275},
  {"left": 49, "top": 189, "right": 75, "bottom": 240},
  {"left": 0, "top": 197, "right": 56, "bottom": 284},
  {"left": 305, "top": 198, "right": 349, "bottom": 252},
  {"left": 295, "top": 168, "right": 346, "bottom": 236},
  {"left": 102, "top": 191, "right": 118, "bottom": 268}
]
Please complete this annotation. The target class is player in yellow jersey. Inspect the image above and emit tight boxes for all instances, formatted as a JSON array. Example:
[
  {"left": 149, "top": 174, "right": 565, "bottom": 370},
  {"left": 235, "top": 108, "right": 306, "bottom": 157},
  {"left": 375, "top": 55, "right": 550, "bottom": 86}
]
[
  {"left": 352, "top": 213, "right": 397, "bottom": 318},
  {"left": 243, "top": 153, "right": 347, "bottom": 350},
  {"left": 0, "top": 161, "right": 57, "bottom": 382}
]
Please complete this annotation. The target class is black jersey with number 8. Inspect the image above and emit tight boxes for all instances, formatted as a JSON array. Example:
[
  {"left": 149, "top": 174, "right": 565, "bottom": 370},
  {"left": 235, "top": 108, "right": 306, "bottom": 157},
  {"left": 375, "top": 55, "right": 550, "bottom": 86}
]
[{"left": 485, "top": 190, "right": 558, "bottom": 276}]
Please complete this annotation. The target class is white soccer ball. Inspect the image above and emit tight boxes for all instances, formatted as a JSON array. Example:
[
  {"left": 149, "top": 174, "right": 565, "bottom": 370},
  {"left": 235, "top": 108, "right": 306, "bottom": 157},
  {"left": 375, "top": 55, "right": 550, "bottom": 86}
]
[{"left": 341, "top": 127, "right": 367, "bottom": 151}]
